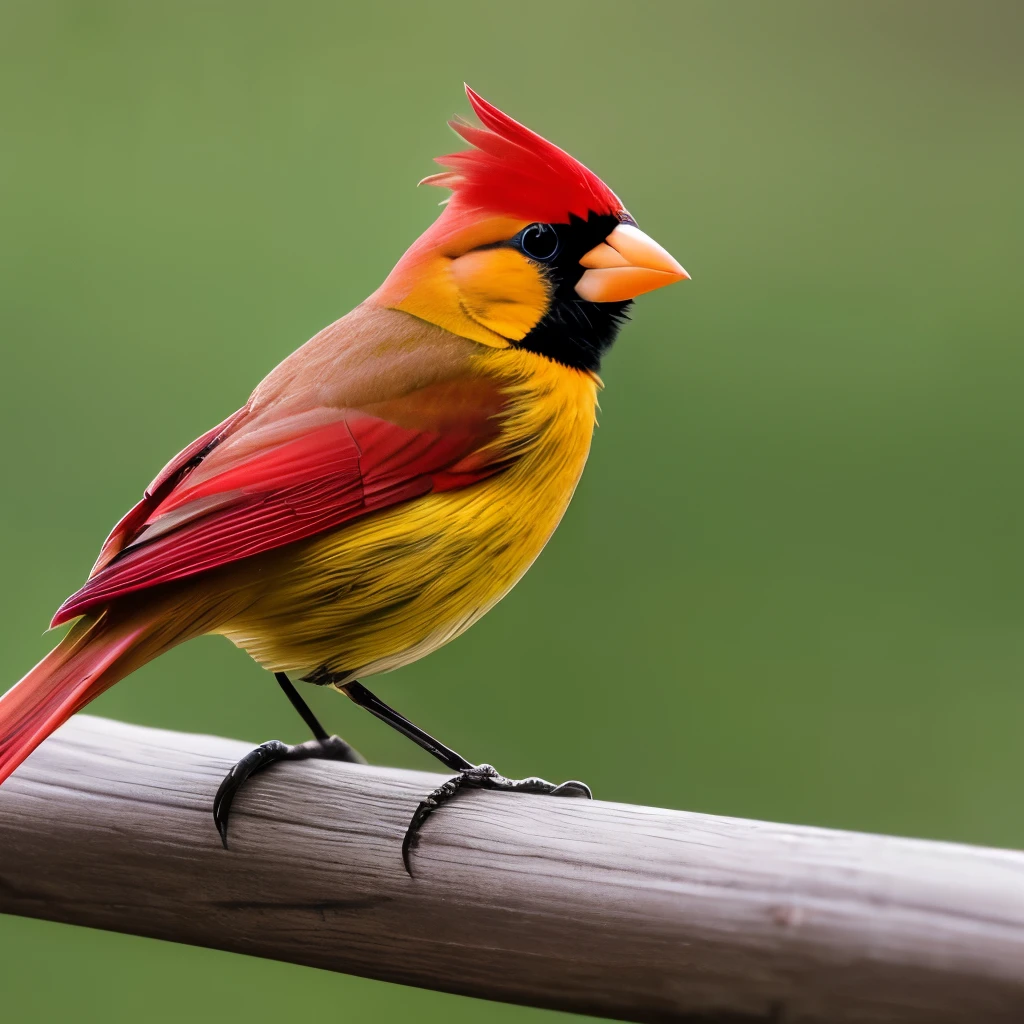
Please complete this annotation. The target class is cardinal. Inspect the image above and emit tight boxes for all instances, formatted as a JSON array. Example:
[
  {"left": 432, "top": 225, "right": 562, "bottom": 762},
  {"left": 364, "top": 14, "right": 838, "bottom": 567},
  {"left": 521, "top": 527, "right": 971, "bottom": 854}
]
[{"left": 0, "top": 86, "right": 688, "bottom": 869}]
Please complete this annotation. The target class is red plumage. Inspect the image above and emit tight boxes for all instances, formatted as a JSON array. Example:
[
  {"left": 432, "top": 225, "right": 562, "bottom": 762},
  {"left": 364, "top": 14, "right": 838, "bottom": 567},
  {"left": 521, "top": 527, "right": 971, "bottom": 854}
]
[
  {"left": 423, "top": 85, "right": 623, "bottom": 224},
  {"left": 53, "top": 409, "right": 504, "bottom": 626},
  {"left": 87, "top": 408, "right": 249, "bottom": 577},
  {"left": 0, "top": 617, "right": 149, "bottom": 786}
]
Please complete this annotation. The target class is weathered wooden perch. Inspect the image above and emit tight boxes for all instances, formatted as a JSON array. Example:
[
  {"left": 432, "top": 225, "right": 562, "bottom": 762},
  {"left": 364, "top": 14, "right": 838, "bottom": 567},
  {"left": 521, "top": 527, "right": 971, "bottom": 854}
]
[{"left": 1, "top": 715, "right": 1023, "bottom": 1022}]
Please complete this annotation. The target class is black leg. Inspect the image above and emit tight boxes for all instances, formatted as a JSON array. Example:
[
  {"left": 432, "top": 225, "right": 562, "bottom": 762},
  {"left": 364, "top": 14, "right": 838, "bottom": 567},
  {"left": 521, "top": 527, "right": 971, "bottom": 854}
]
[
  {"left": 274, "top": 671, "right": 331, "bottom": 741},
  {"left": 214, "top": 672, "right": 365, "bottom": 848},
  {"left": 341, "top": 681, "right": 473, "bottom": 771},
  {"left": 339, "top": 680, "right": 592, "bottom": 875}
]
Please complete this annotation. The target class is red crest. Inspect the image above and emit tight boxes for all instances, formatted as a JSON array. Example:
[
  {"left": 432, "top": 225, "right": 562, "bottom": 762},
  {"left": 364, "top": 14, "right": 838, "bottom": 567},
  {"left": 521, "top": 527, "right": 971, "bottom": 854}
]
[{"left": 422, "top": 86, "right": 623, "bottom": 225}]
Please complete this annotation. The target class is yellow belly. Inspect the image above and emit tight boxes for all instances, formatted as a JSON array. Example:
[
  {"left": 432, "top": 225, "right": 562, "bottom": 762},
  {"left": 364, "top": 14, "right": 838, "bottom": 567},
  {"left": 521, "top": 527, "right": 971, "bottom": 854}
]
[{"left": 217, "top": 349, "right": 598, "bottom": 680}]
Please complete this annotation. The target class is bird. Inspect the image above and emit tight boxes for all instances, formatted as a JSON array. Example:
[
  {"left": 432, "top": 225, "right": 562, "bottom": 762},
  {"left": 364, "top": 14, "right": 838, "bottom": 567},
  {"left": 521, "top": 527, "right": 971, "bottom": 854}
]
[{"left": 0, "top": 85, "right": 688, "bottom": 869}]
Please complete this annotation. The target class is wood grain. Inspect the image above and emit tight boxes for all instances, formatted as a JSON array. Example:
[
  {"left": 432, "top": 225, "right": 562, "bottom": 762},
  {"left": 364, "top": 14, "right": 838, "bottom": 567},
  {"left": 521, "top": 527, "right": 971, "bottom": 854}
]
[{"left": 0, "top": 714, "right": 1022, "bottom": 1023}]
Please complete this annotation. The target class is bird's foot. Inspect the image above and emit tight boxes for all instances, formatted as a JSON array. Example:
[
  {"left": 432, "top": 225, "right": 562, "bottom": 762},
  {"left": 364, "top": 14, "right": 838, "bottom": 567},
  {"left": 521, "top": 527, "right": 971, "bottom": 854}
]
[
  {"left": 214, "top": 735, "right": 365, "bottom": 848},
  {"left": 402, "top": 763, "right": 591, "bottom": 874}
]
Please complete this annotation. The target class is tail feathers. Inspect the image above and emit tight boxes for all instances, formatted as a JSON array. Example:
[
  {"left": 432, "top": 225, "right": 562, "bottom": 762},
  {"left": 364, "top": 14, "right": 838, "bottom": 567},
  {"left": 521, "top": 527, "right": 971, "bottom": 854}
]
[{"left": 0, "top": 615, "right": 148, "bottom": 786}]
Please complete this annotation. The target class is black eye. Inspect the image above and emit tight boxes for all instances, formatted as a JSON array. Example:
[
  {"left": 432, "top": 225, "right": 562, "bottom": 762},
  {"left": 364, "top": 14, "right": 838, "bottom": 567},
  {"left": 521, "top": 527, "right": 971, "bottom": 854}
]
[{"left": 518, "top": 223, "right": 560, "bottom": 262}]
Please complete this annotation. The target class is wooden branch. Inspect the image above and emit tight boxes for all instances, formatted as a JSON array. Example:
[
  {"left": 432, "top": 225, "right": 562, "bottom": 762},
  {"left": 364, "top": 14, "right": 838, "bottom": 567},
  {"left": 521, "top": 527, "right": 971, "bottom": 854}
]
[{"left": 1, "top": 716, "right": 1023, "bottom": 1022}]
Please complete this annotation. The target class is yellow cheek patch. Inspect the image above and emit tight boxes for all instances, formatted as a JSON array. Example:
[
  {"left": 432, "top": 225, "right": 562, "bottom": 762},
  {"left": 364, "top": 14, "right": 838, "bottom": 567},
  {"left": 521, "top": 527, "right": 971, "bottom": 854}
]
[
  {"left": 450, "top": 248, "right": 551, "bottom": 342},
  {"left": 392, "top": 254, "right": 511, "bottom": 349}
]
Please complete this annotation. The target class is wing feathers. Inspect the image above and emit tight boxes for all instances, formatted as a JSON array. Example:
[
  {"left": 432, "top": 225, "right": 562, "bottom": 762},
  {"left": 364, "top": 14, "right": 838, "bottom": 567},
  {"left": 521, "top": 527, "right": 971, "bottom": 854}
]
[
  {"left": 53, "top": 389, "right": 507, "bottom": 627},
  {"left": 88, "top": 407, "right": 248, "bottom": 576}
]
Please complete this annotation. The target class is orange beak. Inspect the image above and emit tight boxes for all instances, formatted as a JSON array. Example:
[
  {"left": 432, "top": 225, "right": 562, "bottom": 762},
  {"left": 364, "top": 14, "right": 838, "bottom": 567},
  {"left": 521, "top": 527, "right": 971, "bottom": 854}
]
[{"left": 575, "top": 224, "right": 689, "bottom": 303}]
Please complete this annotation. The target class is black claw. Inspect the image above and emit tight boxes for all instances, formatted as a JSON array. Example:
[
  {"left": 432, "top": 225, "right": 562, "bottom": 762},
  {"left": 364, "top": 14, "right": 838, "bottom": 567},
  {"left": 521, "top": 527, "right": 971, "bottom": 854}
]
[
  {"left": 215, "top": 740, "right": 290, "bottom": 848},
  {"left": 550, "top": 780, "right": 593, "bottom": 799},
  {"left": 402, "top": 764, "right": 593, "bottom": 876},
  {"left": 214, "top": 735, "right": 364, "bottom": 849},
  {"left": 402, "top": 797, "right": 437, "bottom": 875}
]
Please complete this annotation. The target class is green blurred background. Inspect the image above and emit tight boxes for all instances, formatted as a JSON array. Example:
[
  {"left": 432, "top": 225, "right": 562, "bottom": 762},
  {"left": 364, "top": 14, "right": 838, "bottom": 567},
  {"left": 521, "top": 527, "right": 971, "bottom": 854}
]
[{"left": 2, "top": 1, "right": 1022, "bottom": 1020}]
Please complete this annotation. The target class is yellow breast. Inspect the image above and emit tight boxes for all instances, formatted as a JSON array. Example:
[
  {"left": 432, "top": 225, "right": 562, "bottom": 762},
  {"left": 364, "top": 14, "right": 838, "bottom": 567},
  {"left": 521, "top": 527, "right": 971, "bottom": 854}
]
[{"left": 218, "top": 349, "right": 599, "bottom": 681}]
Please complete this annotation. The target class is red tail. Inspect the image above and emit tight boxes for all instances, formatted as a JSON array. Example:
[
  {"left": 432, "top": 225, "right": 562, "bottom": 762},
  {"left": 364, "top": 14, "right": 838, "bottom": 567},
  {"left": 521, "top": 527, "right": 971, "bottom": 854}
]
[{"left": 0, "top": 615, "right": 149, "bottom": 785}]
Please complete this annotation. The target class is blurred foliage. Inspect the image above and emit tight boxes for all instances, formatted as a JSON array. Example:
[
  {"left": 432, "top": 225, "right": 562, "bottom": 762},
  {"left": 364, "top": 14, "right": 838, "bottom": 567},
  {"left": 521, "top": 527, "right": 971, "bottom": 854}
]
[{"left": 1, "top": 1, "right": 1022, "bottom": 1021}]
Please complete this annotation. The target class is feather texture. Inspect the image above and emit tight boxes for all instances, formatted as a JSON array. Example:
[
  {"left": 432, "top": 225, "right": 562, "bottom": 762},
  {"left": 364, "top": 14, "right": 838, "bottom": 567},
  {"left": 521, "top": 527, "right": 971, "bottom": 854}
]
[
  {"left": 216, "top": 346, "right": 600, "bottom": 680},
  {"left": 425, "top": 86, "right": 623, "bottom": 225},
  {"left": 55, "top": 308, "right": 512, "bottom": 626}
]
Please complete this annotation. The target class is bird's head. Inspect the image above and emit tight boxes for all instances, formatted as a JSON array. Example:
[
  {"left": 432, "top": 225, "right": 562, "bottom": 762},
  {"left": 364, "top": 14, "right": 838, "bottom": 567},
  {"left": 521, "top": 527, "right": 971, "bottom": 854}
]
[{"left": 372, "top": 86, "right": 688, "bottom": 372}]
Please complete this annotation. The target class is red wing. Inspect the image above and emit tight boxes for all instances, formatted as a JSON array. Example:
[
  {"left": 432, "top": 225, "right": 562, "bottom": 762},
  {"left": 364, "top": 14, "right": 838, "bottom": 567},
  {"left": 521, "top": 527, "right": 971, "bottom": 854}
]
[
  {"left": 52, "top": 406, "right": 505, "bottom": 627},
  {"left": 87, "top": 407, "right": 249, "bottom": 576}
]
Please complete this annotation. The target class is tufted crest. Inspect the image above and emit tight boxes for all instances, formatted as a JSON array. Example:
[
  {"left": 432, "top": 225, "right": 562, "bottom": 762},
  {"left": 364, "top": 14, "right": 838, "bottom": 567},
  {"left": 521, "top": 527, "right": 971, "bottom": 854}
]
[{"left": 421, "top": 85, "right": 623, "bottom": 225}]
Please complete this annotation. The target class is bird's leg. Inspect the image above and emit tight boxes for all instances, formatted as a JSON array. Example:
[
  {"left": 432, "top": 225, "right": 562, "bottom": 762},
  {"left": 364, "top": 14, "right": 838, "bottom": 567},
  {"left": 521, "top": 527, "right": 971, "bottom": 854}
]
[
  {"left": 214, "top": 672, "right": 365, "bottom": 848},
  {"left": 339, "top": 681, "right": 592, "bottom": 875},
  {"left": 339, "top": 680, "right": 474, "bottom": 771}
]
